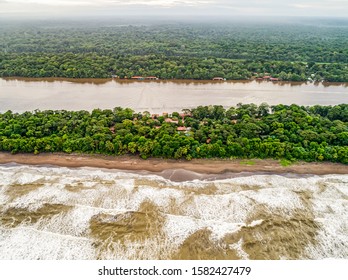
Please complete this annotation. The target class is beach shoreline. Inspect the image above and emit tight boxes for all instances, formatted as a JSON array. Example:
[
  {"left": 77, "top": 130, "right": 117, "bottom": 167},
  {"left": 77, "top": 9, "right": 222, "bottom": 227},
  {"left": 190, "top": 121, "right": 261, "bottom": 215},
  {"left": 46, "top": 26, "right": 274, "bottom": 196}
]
[{"left": 0, "top": 152, "right": 347, "bottom": 179}]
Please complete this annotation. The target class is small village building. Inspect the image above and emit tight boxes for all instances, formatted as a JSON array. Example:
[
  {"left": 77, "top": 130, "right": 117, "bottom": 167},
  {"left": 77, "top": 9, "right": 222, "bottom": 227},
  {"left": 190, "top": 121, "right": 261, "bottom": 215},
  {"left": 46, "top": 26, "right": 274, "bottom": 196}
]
[
  {"left": 269, "top": 77, "right": 279, "bottom": 81},
  {"left": 145, "top": 76, "right": 159, "bottom": 80},
  {"left": 165, "top": 118, "right": 179, "bottom": 124},
  {"left": 177, "top": 127, "right": 187, "bottom": 131},
  {"left": 179, "top": 113, "right": 192, "bottom": 118},
  {"left": 131, "top": 76, "right": 144, "bottom": 80}
]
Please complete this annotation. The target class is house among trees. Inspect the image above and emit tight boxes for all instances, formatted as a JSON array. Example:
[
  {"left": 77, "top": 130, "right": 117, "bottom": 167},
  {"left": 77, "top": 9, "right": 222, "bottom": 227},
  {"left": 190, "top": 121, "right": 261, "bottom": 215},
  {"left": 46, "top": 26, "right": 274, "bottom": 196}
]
[
  {"left": 213, "top": 77, "right": 225, "bottom": 81},
  {"left": 131, "top": 76, "right": 144, "bottom": 80},
  {"left": 165, "top": 118, "right": 179, "bottom": 124},
  {"left": 131, "top": 76, "right": 158, "bottom": 80},
  {"left": 177, "top": 127, "right": 191, "bottom": 134},
  {"left": 145, "top": 76, "right": 159, "bottom": 80},
  {"left": 179, "top": 113, "right": 191, "bottom": 118},
  {"left": 261, "top": 76, "right": 280, "bottom": 81}
]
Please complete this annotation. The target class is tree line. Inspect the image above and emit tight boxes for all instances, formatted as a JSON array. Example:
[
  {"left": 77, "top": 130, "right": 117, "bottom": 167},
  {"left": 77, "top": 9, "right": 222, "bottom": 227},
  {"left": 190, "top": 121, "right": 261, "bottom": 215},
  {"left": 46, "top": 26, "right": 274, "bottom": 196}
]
[
  {"left": 1, "top": 53, "right": 347, "bottom": 82},
  {"left": 0, "top": 22, "right": 347, "bottom": 81},
  {"left": 1, "top": 104, "right": 347, "bottom": 164}
]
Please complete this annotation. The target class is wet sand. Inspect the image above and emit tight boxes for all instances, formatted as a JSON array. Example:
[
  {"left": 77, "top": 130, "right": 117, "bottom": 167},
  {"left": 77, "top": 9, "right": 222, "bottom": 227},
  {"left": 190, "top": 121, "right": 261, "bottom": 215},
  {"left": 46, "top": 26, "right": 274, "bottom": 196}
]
[{"left": 0, "top": 153, "right": 346, "bottom": 180}]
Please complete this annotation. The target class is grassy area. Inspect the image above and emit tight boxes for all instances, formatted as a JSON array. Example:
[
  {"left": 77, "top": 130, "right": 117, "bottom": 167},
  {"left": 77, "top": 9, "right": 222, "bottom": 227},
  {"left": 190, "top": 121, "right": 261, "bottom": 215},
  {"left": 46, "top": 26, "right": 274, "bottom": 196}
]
[
  {"left": 240, "top": 160, "right": 256, "bottom": 166},
  {"left": 280, "top": 159, "right": 294, "bottom": 167}
]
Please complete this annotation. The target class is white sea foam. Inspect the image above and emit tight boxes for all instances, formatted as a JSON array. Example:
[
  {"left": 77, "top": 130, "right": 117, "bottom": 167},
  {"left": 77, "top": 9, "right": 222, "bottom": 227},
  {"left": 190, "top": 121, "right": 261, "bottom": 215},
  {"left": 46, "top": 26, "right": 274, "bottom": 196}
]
[
  {"left": 244, "top": 188, "right": 304, "bottom": 211},
  {"left": 164, "top": 214, "right": 206, "bottom": 244},
  {"left": 229, "top": 238, "right": 249, "bottom": 260},
  {"left": 0, "top": 226, "right": 95, "bottom": 260},
  {"left": 248, "top": 219, "right": 264, "bottom": 227},
  {"left": 305, "top": 186, "right": 348, "bottom": 259},
  {"left": 0, "top": 164, "right": 347, "bottom": 259}
]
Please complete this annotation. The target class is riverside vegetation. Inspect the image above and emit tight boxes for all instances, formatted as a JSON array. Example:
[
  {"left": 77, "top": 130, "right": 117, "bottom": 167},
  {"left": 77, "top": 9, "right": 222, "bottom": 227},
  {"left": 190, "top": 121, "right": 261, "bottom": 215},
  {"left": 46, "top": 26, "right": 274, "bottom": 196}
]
[
  {"left": 0, "top": 20, "right": 348, "bottom": 81},
  {"left": 0, "top": 103, "right": 348, "bottom": 164}
]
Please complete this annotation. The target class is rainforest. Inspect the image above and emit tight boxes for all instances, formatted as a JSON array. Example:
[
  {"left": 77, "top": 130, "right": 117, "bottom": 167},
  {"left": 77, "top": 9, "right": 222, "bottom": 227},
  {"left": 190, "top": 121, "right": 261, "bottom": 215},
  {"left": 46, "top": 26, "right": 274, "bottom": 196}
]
[
  {"left": 0, "top": 21, "right": 347, "bottom": 81},
  {"left": 1, "top": 103, "right": 347, "bottom": 164}
]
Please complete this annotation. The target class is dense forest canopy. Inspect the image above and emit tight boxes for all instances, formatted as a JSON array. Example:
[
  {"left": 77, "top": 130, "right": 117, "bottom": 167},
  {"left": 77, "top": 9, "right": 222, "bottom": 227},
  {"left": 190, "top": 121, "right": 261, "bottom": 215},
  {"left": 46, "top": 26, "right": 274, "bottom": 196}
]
[
  {"left": 0, "top": 20, "right": 347, "bottom": 81},
  {"left": 1, "top": 104, "right": 348, "bottom": 164}
]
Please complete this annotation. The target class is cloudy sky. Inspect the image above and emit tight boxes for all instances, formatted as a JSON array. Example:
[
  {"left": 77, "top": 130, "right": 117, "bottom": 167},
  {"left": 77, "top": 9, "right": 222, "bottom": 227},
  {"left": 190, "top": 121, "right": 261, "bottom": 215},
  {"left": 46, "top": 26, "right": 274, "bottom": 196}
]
[{"left": 1, "top": 0, "right": 347, "bottom": 18}]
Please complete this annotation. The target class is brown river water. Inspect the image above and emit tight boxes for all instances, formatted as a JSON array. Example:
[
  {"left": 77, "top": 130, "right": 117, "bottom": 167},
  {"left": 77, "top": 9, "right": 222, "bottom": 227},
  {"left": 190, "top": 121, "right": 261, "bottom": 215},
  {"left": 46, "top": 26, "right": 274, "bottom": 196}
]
[
  {"left": 0, "top": 78, "right": 347, "bottom": 259},
  {"left": 1, "top": 78, "right": 348, "bottom": 113}
]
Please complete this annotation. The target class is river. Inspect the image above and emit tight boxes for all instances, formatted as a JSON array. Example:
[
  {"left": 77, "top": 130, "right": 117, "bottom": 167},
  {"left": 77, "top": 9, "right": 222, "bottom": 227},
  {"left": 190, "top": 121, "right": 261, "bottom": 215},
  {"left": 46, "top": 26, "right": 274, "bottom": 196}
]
[{"left": 1, "top": 78, "right": 348, "bottom": 113}]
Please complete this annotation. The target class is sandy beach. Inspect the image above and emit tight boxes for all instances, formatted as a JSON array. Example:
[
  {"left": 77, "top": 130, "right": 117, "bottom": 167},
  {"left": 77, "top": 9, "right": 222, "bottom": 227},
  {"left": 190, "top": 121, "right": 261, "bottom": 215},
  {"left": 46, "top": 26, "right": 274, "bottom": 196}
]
[{"left": 0, "top": 152, "right": 346, "bottom": 180}]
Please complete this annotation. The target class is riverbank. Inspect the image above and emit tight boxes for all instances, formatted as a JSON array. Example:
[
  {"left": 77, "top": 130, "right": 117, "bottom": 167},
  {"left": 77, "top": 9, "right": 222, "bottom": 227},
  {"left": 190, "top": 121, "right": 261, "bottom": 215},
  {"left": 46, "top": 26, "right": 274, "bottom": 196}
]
[
  {"left": 0, "top": 153, "right": 347, "bottom": 179},
  {"left": 3, "top": 77, "right": 348, "bottom": 86}
]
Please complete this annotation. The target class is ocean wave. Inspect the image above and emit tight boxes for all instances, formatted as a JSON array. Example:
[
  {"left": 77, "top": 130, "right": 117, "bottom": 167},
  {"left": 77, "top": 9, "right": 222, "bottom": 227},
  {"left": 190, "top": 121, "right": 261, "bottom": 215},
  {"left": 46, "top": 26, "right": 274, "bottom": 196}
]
[{"left": 0, "top": 164, "right": 347, "bottom": 259}]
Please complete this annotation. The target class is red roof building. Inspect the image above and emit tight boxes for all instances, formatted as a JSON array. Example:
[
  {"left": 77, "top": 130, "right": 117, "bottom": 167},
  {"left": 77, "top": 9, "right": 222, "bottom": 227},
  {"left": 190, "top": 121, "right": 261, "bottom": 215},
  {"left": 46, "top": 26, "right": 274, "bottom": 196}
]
[
  {"left": 179, "top": 113, "right": 191, "bottom": 118},
  {"left": 131, "top": 76, "right": 144, "bottom": 80},
  {"left": 165, "top": 118, "right": 179, "bottom": 124}
]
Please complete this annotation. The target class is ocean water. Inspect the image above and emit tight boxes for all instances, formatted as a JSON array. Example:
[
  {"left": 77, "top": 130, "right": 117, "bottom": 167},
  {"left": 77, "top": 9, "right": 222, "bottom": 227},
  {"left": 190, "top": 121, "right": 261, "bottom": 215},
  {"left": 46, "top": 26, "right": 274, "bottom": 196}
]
[{"left": 0, "top": 164, "right": 347, "bottom": 260}]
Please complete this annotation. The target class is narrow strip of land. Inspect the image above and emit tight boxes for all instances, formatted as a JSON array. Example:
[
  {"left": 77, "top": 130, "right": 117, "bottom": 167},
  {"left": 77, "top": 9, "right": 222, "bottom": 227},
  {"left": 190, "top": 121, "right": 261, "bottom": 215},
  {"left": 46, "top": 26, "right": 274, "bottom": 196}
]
[{"left": 0, "top": 153, "right": 347, "bottom": 177}]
